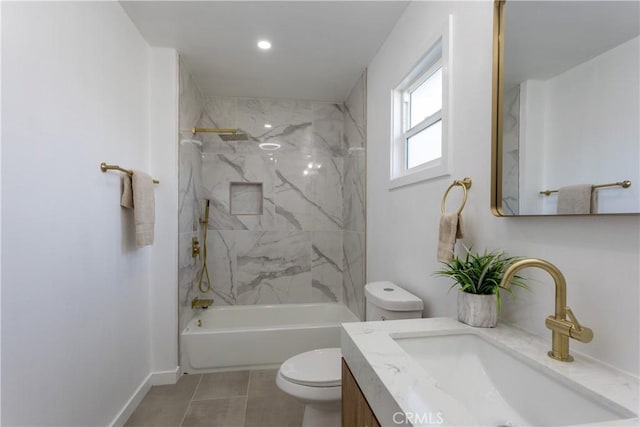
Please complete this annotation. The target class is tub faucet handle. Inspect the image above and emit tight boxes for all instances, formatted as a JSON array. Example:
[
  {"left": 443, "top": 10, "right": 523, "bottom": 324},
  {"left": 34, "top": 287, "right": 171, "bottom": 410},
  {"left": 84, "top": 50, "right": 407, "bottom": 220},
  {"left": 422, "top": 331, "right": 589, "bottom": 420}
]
[{"left": 192, "top": 237, "right": 200, "bottom": 258}]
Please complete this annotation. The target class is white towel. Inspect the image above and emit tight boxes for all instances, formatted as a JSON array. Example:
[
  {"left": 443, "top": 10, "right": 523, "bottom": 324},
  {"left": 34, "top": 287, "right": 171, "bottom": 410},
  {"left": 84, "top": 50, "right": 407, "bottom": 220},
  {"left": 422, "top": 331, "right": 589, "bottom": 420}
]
[
  {"left": 438, "top": 213, "right": 464, "bottom": 262},
  {"left": 120, "top": 175, "right": 134, "bottom": 209},
  {"left": 557, "top": 184, "right": 595, "bottom": 214},
  {"left": 121, "top": 170, "right": 155, "bottom": 247}
]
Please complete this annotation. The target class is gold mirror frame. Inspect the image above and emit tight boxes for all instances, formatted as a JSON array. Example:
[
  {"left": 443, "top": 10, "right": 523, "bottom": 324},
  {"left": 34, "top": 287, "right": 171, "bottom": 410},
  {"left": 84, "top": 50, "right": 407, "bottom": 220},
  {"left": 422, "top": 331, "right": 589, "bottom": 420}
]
[
  {"left": 491, "top": 0, "right": 505, "bottom": 216},
  {"left": 491, "top": 0, "right": 637, "bottom": 217}
]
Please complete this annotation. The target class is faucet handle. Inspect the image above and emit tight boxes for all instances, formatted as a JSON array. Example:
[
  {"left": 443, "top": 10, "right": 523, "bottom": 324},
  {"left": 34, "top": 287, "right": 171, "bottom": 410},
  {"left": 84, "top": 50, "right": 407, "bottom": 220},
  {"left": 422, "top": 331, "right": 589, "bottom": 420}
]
[
  {"left": 565, "top": 307, "right": 594, "bottom": 343},
  {"left": 565, "top": 307, "right": 582, "bottom": 329}
]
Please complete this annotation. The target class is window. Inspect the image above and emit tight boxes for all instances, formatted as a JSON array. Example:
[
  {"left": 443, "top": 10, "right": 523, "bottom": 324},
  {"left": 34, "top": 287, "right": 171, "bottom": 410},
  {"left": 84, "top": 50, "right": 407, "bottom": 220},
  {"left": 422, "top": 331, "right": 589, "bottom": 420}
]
[
  {"left": 405, "top": 66, "right": 442, "bottom": 169},
  {"left": 390, "top": 17, "right": 451, "bottom": 189}
]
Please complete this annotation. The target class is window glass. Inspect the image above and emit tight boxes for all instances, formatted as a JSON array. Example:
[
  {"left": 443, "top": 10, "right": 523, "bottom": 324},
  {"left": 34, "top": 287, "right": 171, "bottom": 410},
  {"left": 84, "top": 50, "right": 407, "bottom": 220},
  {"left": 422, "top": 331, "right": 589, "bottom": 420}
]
[
  {"left": 410, "top": 67, "right": 443, "bottom": 127},
  {"left": 406, "top": 120, "right": 442, "bottom": 169}
]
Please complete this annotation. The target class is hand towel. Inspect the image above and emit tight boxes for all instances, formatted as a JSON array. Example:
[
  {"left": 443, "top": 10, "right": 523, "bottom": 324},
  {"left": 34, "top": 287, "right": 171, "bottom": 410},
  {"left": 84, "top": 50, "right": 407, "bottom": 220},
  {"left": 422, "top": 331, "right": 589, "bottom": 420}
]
[
  {"left": 120, "top": 175, "right": 134, "bottom": 209},
  {"left": 131, "top": 170, "right": 155, "bottom": 247},
  {"left": 557, "top": 184, "right": 595, "bottom": 214},
  {"left": 438, "top": 213, "right": 464, "bottom": 262}
]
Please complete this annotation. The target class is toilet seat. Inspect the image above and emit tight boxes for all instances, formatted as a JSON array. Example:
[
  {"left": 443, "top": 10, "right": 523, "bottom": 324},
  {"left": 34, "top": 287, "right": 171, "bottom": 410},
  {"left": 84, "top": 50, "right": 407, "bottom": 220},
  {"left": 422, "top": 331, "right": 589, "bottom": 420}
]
[
  {"left": 276, "top": 372, "right": 341, "bottom": 404},
  {"left": 279, "top": 348, "right": 341, "bottom": 387}
]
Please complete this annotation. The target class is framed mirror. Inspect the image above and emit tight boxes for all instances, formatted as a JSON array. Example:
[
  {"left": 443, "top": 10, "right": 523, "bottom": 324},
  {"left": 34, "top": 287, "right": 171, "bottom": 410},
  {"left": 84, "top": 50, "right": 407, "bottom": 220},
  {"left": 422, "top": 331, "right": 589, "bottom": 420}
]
[{"left": 491, "top": 0, "right": 640, "bottom": 216}]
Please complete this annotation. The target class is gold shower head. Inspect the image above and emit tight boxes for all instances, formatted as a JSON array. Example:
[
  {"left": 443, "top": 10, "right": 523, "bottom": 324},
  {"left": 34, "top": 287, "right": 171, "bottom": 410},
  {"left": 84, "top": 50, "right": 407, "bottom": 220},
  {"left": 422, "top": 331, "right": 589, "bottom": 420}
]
[
  {"left": 218, "top": 133, "right": 248, "bottom": 141},
  {"left": 191, "top": 127, "right": 248, "bottom": 141}
]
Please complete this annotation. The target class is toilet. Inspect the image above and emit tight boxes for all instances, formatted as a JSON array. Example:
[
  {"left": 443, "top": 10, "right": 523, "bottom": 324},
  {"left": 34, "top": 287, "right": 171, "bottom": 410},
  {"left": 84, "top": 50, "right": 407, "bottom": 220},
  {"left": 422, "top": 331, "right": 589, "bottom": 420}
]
[{"left": 276, "top": 281, "right": 423, "bottom": 426}]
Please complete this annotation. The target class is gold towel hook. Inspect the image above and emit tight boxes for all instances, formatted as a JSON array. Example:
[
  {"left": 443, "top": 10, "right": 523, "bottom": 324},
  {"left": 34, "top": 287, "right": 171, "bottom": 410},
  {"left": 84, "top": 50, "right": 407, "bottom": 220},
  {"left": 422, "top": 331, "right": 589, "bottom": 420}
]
[{"left": 441, "top": 177, "right": 472, "bottom": 215}]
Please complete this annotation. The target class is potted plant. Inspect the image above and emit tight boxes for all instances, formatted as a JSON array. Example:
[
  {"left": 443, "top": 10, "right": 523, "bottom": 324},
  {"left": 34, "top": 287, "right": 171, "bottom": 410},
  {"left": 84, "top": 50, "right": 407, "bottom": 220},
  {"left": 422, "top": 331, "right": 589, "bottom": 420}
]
[{"left": 435, "top": 247, "right": 527, "bottom": 327}]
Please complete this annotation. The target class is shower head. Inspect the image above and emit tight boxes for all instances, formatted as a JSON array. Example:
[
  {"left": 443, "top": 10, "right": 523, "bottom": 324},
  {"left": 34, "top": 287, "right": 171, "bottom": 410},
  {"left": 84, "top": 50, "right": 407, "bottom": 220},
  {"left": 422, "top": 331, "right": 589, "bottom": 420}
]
[
  {"left": 218, "top": 133, "right": 249, "bottom": 142},
  {"left": 191, "top": 127, "right": 248, "bottom": 141},
  {"left": 188, "top": 127, "right": 249, "bottom": 141}
]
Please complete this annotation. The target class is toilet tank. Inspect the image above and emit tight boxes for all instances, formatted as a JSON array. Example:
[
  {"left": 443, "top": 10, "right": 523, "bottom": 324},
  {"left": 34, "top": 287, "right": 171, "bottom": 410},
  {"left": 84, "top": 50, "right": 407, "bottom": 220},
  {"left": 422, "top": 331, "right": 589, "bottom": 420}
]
[{"left": 364, "top": 281, "right": 424, "bottom": 321}]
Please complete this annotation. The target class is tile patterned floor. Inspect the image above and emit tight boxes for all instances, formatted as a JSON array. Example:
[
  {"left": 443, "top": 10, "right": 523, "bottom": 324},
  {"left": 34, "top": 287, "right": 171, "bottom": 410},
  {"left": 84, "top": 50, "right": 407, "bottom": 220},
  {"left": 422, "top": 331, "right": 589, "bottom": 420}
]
[{"left": 125, "top": 369, "right": 304, "bottom": 427}]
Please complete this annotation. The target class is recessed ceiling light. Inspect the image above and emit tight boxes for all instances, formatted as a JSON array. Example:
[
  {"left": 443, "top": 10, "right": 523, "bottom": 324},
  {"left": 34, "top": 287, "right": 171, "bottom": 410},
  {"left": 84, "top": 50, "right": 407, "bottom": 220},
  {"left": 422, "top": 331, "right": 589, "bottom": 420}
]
[
  {"left": 264, "top": 123, "right": 272, "bottom": 129},
  {"left": 257, "top": 40, "right": 272, "bottom": 50}
]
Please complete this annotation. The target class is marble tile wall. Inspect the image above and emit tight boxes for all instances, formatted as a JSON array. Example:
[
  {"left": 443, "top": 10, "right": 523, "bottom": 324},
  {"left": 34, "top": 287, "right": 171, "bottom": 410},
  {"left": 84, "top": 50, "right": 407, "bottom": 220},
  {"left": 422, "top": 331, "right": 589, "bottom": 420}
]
[
  {"left": 178, "top": 60, "right": 367, "bottom": 321},
  {"left": 502, "top": 85, "right": 520, "bottom": 215},
  {"left": 178, "top": 58, "right": 206, "bottom": 333},
  {"left": 343, "top": 72, "right": 367, "bottom": 318},
  {"left": 199, "top": 96, "right": 349, "bottom": 307}
]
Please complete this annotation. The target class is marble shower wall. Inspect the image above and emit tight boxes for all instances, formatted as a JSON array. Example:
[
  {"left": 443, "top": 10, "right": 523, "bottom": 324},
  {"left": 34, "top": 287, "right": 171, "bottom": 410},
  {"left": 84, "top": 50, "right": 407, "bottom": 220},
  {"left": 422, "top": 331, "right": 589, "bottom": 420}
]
[
  {"left": 196, "top": 82, "right": 366, "bottom": 314},
  {"left": 199, "top": 97, "right": 348, "bottom": 307},
  {"left": 502, "top": 85, "right": 520, "bottom": 215},
  {"left": 343, "top": 72, "right": 366, "bottom": 319},
  {"left": 178, "top": 58, "right": 206, "bottom": 332},
  {"left": 178, "top": 59, "right": 366, "bottom": 320}
]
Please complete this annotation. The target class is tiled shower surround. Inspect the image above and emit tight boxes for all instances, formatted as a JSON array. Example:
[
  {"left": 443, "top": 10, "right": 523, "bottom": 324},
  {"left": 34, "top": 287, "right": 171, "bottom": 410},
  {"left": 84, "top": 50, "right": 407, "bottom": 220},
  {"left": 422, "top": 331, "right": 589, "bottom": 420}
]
[
  {"left": 178, "top": 60, "right": 366, "bottom": 336},
  {"left": 501, "top": 85, "right": 520, "bottom": 215},
  {"left": 178, "top": 58, "right": 205, "bottom": 334}
]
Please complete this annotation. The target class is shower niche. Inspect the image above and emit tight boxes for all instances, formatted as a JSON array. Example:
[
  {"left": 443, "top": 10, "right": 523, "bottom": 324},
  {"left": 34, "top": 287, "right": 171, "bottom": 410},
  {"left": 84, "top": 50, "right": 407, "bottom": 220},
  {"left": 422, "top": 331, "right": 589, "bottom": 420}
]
[{"left": 230, "top": 182, "right": 264, "bottom": 215}]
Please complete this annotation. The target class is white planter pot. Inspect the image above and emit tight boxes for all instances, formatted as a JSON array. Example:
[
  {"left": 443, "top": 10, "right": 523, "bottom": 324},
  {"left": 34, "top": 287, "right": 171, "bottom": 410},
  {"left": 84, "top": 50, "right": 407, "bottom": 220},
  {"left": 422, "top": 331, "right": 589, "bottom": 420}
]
[{"left": 457, "top": 291, "right": 497, "bottom": 328}]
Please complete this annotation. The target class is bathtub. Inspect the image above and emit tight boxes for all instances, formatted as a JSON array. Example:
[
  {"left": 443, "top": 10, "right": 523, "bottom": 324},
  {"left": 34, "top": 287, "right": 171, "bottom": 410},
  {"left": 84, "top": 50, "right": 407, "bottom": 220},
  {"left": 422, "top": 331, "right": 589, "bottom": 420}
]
[{"left": 181, "top": 303, "right": 360, "bottom": 373}]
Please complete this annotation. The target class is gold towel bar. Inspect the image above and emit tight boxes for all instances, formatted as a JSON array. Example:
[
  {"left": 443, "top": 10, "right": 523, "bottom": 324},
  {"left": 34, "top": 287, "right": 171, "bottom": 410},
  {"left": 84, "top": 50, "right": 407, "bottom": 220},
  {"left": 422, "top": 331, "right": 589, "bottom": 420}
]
[
  {"left": 539, "top": 180, "right": 631, "bottom": 196},
  {"left": 100, "top": 162, "right": 159, "bottom": 184},
  {"left": 441, "top": 177, "right": 472, "bottom": 215}
]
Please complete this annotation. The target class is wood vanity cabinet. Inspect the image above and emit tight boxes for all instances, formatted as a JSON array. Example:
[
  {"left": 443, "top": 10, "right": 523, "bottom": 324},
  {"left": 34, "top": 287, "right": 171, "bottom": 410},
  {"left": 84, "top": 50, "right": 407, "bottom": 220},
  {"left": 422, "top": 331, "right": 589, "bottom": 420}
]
[{"left": 342, "top": 358, "right": 381, "bottom": 427}]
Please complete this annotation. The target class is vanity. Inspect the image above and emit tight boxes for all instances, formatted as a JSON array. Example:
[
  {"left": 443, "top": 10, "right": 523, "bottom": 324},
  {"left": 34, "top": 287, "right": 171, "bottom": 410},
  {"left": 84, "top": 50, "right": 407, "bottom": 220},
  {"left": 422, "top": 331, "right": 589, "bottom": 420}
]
[
  {"left": 342, "top": 359, "right": 381, "bottom": 427},
  {"left": 341, "top": 318, "right": 638, "bottom": 426}
]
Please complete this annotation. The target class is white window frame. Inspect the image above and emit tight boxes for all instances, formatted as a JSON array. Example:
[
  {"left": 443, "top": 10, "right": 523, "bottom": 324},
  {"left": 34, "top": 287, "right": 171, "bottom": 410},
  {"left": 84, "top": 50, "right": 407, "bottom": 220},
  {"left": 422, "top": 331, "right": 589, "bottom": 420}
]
[
  {"left": 403, "top": 62, "right": 442, "bottom": 169},
  {"left": 390, "top": 16, "right": 452, "bottom": 190}
]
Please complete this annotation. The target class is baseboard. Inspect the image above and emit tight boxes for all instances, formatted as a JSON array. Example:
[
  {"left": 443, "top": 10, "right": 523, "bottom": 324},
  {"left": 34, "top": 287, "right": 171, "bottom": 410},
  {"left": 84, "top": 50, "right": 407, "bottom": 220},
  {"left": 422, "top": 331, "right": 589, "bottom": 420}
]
[
  {"left": 109, "top": 366, "right": 180, "bottom": 427},
  {"left": 150, "top": 366, "right": 181, "bottom": 386},
  {"left": 109, "top": 372, "right": 152, "bottom": 427}
]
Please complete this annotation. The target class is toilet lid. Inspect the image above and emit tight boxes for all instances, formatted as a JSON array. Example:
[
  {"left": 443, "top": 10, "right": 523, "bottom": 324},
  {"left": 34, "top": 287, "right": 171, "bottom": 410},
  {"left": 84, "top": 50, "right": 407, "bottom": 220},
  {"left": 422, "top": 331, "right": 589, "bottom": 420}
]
[{"left": 280, "top": 348, "right": 342, "bottom": 387}]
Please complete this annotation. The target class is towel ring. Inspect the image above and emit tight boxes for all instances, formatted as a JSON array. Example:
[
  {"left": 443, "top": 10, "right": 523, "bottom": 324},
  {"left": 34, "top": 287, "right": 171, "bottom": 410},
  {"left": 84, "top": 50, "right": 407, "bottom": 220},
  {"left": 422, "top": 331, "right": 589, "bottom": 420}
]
[{"left": 441, "top": 177, "right": 472, "bottom": 215}]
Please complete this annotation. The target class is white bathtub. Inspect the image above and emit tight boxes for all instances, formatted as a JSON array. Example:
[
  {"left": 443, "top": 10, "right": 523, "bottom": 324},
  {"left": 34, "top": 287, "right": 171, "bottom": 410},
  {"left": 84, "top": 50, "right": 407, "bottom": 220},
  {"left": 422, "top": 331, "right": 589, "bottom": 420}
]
[{"left": 181, "top": 303, "right": 360, "bottom": 373}]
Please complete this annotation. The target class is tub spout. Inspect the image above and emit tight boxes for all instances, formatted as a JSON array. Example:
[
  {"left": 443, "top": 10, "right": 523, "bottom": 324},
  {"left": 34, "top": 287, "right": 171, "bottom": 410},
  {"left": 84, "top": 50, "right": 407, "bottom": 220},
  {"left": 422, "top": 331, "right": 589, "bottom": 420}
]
[{"left": 192, "top": 297, "right": 214, "bottom": 309}]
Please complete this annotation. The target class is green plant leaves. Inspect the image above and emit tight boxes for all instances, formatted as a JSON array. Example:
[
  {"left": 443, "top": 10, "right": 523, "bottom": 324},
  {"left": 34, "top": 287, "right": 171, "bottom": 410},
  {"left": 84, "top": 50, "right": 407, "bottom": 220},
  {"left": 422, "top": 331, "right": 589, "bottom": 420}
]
[{"left": 434, "top": 247, "right": 528, "bottom": 308}]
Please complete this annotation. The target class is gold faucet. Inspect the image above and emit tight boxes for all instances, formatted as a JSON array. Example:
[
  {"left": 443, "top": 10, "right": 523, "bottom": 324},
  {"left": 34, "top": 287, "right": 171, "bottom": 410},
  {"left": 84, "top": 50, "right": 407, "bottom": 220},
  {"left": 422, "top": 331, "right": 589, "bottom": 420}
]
[
  {"left": 191, "top": 297, "right": 214, "bottom": 309},
  {"left": 500, "top": 259, "right": 593, "bottom": 362}
]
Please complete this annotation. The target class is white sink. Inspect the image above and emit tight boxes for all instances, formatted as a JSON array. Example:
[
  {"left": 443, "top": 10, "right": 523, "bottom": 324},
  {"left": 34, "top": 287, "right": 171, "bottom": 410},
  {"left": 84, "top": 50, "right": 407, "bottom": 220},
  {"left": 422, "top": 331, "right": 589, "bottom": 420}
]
[{"left": 394, "top": 333, "right": 636, "bottom": 426}]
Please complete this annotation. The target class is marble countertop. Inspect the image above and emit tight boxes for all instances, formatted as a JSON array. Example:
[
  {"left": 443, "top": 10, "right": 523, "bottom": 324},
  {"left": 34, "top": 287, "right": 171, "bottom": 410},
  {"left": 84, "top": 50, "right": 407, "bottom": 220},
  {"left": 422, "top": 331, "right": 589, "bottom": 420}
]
[{"left": 341, "top": 318, "right": 639, "bottom": 427}]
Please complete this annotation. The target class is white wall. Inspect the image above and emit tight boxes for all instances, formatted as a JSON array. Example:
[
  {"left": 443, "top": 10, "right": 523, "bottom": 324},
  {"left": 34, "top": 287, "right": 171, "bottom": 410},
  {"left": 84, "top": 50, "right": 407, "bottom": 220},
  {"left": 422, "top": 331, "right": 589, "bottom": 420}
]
[
  {"left": 520, "top": 37, "right": 639, "bottom": 214},
  {"left": 367, "top": 1, "right": 639, "bottom": 375},
  {"left": 148, "top": 49, "right": 180, "bottom": 379},
  {"left": 519, "top": 79, "right": 547, "bottom": 214},
  {"left": 0, "top": 2, "right": 3, "bottom": 422},
  {"left": 2, "top": 3, "right": 178, "bottom": 425},
  {"left": 542, "top": 37, "right": 639, "bottom": 214}
]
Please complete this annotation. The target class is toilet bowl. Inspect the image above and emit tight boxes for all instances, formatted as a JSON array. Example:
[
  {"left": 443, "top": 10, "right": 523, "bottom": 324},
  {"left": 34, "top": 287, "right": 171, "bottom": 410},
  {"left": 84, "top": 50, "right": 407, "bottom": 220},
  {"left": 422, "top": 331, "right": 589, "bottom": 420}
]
[
  {"left": 276, "top": 282, "right": 423, "bottom": 427},
  {"left": 276, "top": 348, "right": 342, "bottom": 427}
]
